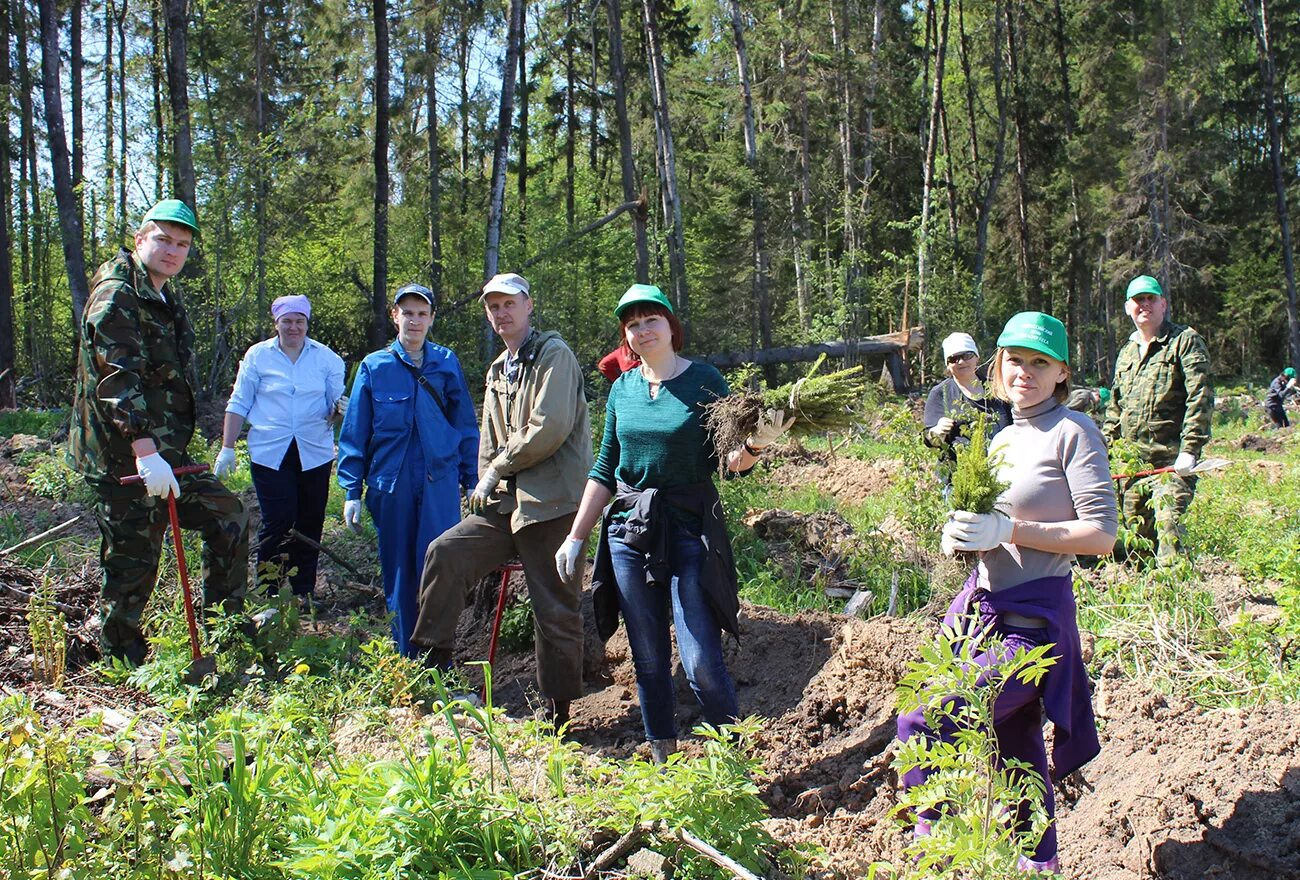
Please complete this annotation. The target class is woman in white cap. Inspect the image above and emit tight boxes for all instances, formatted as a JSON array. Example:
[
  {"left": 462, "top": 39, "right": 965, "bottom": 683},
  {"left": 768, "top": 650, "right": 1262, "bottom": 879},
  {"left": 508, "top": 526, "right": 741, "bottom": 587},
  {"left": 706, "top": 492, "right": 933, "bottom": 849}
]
[
  {"left": 923, "top": 332, "right": 1012, "bottom": 466},
  {"left": 215, "top": 294, "right": 346, "bottom": 606}
]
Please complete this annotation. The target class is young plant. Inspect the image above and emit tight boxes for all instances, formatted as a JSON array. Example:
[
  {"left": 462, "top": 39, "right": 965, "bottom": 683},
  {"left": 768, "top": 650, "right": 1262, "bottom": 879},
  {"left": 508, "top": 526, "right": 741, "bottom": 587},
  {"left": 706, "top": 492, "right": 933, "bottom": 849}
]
[
  {"left": 877, "top": 613, "right": 1059, "bottom": 879},
  {"left": 947, "top": 416, "right": 1010, "bottom": 569},
  {"left": 27, "top": 575, "right": 67, "bottom": 687}
]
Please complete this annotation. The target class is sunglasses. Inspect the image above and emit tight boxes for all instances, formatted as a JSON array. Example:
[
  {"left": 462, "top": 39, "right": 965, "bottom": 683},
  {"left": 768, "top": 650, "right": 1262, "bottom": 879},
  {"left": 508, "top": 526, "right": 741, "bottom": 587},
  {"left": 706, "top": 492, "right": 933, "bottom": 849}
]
[{"left": 946, "top": 351, "right": 976, "bottom": 364}]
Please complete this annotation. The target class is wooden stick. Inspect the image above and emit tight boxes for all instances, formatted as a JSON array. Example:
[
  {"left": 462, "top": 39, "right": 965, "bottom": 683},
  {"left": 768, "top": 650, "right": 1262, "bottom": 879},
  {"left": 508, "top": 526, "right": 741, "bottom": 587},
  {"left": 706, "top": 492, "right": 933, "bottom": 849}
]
[
  {"left": 0, "top": 582, "right": 85, "bottom": 619},
  {"left": 287, "top": 528, "right": 365, "bottom": 579},
  {"left": 0, "top": 516, "right": 82, "bottom": 557},
  {"left": 668, "top": 827, "right": 763, "bottom": 880}
]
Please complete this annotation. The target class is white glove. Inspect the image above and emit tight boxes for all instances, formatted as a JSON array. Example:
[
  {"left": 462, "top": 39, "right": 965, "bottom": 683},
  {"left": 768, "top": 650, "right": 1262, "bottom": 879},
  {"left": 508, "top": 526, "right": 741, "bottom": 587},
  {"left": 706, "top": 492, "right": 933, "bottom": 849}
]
[
  {"left": 343, "top": 499, "right": 363, "bottom": 531},
  {"left": 467, "top": 467, "right": 501, "bottom": 514},
  {"left": 747, "top": 409, "right": 795, "bottom": 451},
  {"left": 213, "top": 446, "right": 237, "bottom": 479},
  {"left": 555, "top": 536, "right": 586, "bottom": 583},
  {"left": 134, "top": 453, "right": 180, "bottom": 499},
  {"left": 941, "top": 510, "right": 1015, "bottom": 555},
  {"left": 930, "top": 417, "right": 957, "bottom": 441},
  {"left": 1173, "top": 452, "right": 1197, "bottom": 477},
  {"left": 1288, "top": 378, "right": 1298, "bottom": 390}
]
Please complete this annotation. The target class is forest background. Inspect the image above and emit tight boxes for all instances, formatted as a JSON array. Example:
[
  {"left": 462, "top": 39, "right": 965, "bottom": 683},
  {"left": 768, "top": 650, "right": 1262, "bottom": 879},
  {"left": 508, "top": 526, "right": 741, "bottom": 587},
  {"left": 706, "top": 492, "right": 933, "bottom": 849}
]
[{"left": 2, "top": 0, "right": 1300, "bottom": 408}]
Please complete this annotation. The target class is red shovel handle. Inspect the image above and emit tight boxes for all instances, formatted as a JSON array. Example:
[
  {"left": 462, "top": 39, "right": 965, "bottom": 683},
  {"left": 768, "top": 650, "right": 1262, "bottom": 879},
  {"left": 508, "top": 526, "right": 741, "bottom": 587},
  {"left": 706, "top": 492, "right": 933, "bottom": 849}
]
[
  {"left": 1112, "top": 465, "right": 1174, "bottom": 481},
  {"left": 119, "top": 463, "right": 209, "bottom": 663},
  {"left": 119, "top": 463, "right": 210, "bottom": 486}
]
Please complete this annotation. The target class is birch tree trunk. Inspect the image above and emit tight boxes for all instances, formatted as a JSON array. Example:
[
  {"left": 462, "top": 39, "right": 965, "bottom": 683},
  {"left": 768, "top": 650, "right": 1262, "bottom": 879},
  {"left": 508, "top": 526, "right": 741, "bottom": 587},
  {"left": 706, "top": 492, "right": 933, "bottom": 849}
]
[
  {"left": 915, "top": 0, "right": 951, "bottom": 352},
  {"left": 425, "top": 13, "right": 443, "bottom": 293},
  {"left": 37, "top": 0, "right": 91, "bottom": 325},
  {"left": 642, "top": 0, "right": 689, "bottom": 341},
  {"left": 116, "top": 0, "right": 127, "bottom": 230},
  {"left": 606, "top": 0, "right": 648, "bottom": 281},
  {"left": 370, "top": 0, "right": 390, "bottom": 348},
  {"left": 104, "top": 0, "right": 115, "bottom": 237},
  {"left": 517, "top": 0, "right": 528, "bottom": 251},
  {"left": 483, "top": 0, "right": 523, "bottom": 280}
]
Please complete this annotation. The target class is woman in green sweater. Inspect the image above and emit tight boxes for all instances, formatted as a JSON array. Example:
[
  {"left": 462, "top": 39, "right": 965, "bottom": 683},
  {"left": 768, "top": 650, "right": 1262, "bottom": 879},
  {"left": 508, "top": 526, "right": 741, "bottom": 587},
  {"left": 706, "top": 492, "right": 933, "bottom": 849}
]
[{"left": 555, "top": 284, "right": 791, "bottom": 762}]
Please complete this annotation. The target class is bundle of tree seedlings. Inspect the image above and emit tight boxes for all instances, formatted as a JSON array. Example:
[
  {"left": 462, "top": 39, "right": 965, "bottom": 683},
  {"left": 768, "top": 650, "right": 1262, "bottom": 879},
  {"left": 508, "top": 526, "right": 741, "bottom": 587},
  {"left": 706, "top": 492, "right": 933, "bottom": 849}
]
[
  {"left": 947, "top": 416, "right": 1009, "bottom": 568},
  {"left": 705, "top": 354, "right": 865, "bottom": 457}
]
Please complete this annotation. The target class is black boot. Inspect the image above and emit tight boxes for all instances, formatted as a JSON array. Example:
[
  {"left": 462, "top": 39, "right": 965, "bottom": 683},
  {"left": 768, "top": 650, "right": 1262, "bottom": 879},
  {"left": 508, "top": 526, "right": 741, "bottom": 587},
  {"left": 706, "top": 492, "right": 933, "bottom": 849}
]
[
  {"left": 422, "top": 647, "right": 454, "bottom": 673},
  {"left": 546, "top": 699, "right": 571, "bottom": 730}
]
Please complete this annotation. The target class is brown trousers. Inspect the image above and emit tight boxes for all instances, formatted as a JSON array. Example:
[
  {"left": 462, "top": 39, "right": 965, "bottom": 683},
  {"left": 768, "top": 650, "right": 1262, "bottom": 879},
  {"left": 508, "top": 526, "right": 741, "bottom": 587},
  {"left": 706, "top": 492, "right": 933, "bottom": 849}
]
[{"left": 411, "top": 507, "right": 584, "bottom": 701}]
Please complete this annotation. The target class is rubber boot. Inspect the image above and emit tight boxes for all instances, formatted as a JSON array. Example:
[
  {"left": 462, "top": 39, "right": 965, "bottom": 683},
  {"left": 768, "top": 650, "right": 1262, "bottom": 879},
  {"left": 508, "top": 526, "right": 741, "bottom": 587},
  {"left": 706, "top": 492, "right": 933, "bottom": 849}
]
[
  {"left": 649, "top": 738, "right": 678, "bottom": 764},
  {"left": 422, "top": 646, "right": 454, "bottom": 673},
  {"left": 546, "top": 699, "right": 571, "bottom": 730}
]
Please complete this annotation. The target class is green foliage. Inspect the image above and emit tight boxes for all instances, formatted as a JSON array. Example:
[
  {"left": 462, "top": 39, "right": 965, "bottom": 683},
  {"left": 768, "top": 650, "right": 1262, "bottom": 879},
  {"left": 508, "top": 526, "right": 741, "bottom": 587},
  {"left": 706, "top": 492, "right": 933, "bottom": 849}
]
[
  {"left": 878, "top": 614, "right": 1058, "bottom": 879},
  {"left": 24, "top": 454, "right": 95, "bottom": 506},
  {"left": 497, "top": 595, "right": 536, "bottom": 653},
  {"left": 0, "top": 409, "right": 66, "bottom": 439},
  {"left": 26, "top": 576, "right": 67, "bottom": 687}
]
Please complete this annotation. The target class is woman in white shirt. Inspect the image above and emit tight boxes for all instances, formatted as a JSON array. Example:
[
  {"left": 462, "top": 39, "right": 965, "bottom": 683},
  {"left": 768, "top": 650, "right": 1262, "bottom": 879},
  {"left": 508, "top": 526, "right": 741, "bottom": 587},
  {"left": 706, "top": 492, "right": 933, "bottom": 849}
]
[{"left": 215, "top": 295, "right": 345, "bottom": 605}]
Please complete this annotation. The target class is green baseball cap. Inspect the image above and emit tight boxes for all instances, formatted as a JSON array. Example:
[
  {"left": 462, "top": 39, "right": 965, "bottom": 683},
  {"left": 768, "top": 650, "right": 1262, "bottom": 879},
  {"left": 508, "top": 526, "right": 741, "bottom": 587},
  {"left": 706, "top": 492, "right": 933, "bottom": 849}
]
[
  {"left": 1286, "top": 367, "right": 1296, "bottom": 378},
  {"left": 1098, "top": 387, "right": 1112, "bottom": 406},
  {"left": 1126, "top": 274, "right": 1163, "bottom": 299},
  {"left": 614, "top": 283, "right": 673, "bottom": 319},
  {"left": 142, "top": 199, "right": 199, "bottom": 234},
  {"left": 997, "top": 311, "right": 1069, "bottom": 364}
]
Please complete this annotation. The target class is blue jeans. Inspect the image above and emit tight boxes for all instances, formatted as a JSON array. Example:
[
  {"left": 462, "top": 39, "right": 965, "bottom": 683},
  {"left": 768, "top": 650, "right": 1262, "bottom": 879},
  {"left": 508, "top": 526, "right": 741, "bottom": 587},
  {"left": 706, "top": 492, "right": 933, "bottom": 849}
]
[{"left": 608, "top": 519, "right": 739, "bottom": 741}]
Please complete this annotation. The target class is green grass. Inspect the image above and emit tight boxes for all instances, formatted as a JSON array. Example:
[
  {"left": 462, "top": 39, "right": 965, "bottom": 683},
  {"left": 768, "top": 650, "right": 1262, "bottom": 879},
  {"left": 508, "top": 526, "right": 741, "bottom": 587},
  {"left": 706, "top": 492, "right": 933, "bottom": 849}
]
[{"left": 0, "top": 408, "right": 66, "bottom": 439}]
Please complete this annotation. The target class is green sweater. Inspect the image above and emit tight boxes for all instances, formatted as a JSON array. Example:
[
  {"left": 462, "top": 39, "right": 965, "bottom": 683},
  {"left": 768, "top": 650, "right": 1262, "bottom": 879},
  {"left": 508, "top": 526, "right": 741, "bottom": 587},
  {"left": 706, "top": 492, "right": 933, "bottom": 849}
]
[{"left": 590, "top": 361, "right": 730, "bottom": 492}]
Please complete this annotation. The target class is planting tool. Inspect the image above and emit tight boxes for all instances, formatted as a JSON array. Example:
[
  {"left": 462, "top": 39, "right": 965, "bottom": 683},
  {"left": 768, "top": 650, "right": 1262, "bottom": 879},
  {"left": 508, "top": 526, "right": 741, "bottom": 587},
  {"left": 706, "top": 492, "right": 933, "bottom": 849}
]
[
  {"left": 120, "top": 463, "right": 217, "bottom": 684},
  {"left": 1111, "top": 457, "right": 1231, "bottom": 481},
  {"left": 484, "top": 562, "right": 524, "bottom": 702}
]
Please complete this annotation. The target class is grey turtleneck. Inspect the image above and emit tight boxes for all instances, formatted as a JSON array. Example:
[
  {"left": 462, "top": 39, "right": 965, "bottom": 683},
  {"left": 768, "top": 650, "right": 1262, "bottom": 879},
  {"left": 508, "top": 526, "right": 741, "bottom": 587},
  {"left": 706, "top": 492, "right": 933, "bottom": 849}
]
[{"left": 980, "top": 397, "right": 1118, "bottom": 593}]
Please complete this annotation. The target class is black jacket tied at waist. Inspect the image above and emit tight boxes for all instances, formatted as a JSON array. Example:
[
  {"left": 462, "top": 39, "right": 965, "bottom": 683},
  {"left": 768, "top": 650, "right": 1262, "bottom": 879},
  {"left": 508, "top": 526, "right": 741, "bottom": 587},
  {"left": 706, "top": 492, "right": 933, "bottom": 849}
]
[{"left": 590, "top": 479, "right": 741, "bottom": 642}]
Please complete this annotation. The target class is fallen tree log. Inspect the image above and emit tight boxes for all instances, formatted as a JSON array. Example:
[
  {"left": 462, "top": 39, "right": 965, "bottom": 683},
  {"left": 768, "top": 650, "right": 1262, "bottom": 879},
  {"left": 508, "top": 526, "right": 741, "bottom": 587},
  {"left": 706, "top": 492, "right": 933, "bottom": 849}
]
[{"left": 701, "top": 328, "right": 924, "bottom": 370}]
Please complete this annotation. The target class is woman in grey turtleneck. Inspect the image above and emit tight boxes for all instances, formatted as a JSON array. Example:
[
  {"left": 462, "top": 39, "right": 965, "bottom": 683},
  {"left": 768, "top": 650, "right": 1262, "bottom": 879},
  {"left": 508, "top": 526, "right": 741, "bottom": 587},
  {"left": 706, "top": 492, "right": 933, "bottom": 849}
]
[{"left": 899, "top": 312, "right": 1117, "bottom": 875}]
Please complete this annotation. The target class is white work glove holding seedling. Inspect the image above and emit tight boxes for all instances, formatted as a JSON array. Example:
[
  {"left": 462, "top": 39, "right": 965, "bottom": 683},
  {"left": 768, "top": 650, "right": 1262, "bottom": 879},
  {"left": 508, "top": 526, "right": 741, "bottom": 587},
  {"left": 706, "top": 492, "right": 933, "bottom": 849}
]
[
  {"left": 931, "top": 417, "right": 957, "bottom": 441},
  {"left": 213, "top": 446, "right": 238, "bottom": 480},
  {"left": 555, "top": 536, "right": 586, "bottom": 583},
  {"left": 467, "top": 466, "right": 501, "bottom": 515},
  {"left": 1173, "top": 452, "right": 1197, "bottom": 477},
  {"left": 328, "top": 396, "right": 348, "bottom": 427},
  {"left": 343, "top": 499, "right": 363, "bottom": 532},
  {"left": 748, "top": 409, "right": 795, "bottom": 451},
  {"left": 135, "top": 452, "right": 181, "bottom": 499},
  {"left": 941, "top": 510, "right": 1015, "bottom": 555}
]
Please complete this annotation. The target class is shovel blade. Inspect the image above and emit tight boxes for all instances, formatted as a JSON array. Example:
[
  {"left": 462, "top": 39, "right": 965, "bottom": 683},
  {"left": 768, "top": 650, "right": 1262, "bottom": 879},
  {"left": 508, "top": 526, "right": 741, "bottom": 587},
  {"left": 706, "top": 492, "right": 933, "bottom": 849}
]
[{"left": 1191, "top": 457, "right": 1231, "bottom": 475}]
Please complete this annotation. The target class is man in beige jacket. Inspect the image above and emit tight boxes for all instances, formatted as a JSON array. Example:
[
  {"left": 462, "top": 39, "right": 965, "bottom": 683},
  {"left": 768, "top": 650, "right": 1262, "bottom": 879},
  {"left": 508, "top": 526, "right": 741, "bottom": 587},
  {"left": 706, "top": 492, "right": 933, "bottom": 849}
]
[{"left": 412, "top": 272, "right": 592, "bottom": 726}]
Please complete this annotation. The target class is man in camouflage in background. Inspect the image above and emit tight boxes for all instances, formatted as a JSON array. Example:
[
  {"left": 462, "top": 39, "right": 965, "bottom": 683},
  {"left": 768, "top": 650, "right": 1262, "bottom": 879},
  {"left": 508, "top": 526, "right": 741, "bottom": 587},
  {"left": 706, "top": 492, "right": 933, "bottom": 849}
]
[
  {"left": 1104, "top": 274, "right": 1214, "bottom": 564},
  {"left": 69, "top": 200, "right": 249, "bottom": 665}
]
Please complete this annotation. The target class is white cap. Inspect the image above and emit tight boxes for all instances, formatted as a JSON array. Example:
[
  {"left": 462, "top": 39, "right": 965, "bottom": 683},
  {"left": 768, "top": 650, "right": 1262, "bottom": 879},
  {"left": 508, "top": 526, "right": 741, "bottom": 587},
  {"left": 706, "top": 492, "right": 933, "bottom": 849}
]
[
  {"left": 480, "top": 272, "right": 530, "bottom": 300},
  {"left": 941, "top": 332, "right": 978, "bottom": 361}
]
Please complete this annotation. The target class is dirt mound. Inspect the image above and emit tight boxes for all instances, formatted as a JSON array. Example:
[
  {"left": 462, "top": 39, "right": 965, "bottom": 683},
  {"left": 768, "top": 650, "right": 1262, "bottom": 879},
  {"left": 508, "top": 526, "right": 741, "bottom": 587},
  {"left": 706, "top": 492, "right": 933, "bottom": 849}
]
[
  {"left": 1232, "top": 432, "right": 1285, "bottom": 454},
  {"left": 1061, "top": 678, "right": 1300, "bottom": 879},
  {"left": 768, "top": 451, "right": 898, "bottom": 506}
]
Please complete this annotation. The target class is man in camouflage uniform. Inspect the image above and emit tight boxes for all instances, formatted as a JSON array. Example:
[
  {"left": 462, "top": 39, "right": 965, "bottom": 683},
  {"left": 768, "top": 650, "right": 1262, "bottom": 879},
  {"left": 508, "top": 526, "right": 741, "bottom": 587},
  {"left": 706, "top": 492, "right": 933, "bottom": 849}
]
[
  {"left": 1104, "top": 275, "right": 1214, "bottom": 563},
  {"left": 70, "top": 200, "right": 249, "bottom": 664}
]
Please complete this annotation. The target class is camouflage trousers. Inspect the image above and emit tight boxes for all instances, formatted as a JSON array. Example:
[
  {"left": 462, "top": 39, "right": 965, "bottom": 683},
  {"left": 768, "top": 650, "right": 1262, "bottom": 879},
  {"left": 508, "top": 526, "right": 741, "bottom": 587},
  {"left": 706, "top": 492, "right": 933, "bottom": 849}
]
[
  {"left": 1117, "top": 472, "right": 1197, "bottom": 564},
  {"left": 90, "top": 472, "right": 249, "bottom": 662}
]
